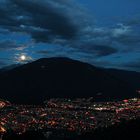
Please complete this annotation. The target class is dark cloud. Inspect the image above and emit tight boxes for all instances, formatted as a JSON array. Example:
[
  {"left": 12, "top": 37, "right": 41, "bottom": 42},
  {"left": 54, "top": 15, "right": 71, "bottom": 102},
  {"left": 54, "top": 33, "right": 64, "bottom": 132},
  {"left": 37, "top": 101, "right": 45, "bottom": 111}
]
[
  {"left": 77, "top": 44, "right": 118, "bottom": 57},
  {"left": 0, "top": 0, "right": 118, "bottom": 57},
  {"left": 125, "top": 17, "right": 140, "bottom": 26},
  {"left": 0, "top": 40, "right": 21, "bottom": 51},
  {"left": 0, "top": 0, "right": 82, "bottom": 41},
  {"left": 0, "top": 60, "right": 7, "bottom": 67},
  {"left": 1, "top": 0, "right": 140, "bottom": 60},
  {"left": 112, "top": 29, "right": 140, "bottom": 47},
  {"left": 94, "top": 45, "right": 117, "bottom": 56},
  {"left": 36, "top": 50, "right": 48, "bottom": 55},
  {"left": 36, "top": 46, "right": 76, "bottom": 57},
  {"left": 36, "top": 44, "right": 118, "bottom": 57}
]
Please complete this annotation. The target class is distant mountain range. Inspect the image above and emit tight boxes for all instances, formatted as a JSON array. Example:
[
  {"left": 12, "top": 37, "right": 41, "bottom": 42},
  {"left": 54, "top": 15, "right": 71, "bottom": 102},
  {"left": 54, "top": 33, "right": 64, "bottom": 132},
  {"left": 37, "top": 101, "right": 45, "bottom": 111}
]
[{"left": 0, "top": 57, "right": 139, "bottom": 104}]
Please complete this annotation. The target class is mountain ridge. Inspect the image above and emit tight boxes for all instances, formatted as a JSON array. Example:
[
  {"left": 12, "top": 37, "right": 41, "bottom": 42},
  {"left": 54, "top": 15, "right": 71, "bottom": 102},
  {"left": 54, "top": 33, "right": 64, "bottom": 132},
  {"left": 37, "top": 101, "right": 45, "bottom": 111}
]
[{"left": 0, "top": 57, "right": 139, "bottom": 104}]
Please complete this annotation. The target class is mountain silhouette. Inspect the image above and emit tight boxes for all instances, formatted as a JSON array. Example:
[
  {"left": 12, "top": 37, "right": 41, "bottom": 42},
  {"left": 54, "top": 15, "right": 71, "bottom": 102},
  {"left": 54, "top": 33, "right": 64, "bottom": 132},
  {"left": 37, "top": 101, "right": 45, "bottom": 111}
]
[
  {"left": 104, "top": 68, "right": 140, "bottom": 90},
  {"left": 0, "top": 57, "right": 138, "bottom": 104}
]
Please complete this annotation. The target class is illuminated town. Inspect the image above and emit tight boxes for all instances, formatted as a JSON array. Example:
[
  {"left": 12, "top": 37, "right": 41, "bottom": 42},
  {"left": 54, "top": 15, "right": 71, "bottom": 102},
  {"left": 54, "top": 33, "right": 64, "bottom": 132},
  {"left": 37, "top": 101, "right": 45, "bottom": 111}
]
[{"left": 0, "top": 98, "right": 140, "bottom": 139}]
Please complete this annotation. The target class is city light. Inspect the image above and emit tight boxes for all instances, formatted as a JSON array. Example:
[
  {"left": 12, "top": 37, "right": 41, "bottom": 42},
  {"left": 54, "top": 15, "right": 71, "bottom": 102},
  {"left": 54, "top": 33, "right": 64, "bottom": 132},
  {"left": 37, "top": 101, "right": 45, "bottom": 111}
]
[{"left": 0, "top": 98, "right": 139, "bottom": 137}]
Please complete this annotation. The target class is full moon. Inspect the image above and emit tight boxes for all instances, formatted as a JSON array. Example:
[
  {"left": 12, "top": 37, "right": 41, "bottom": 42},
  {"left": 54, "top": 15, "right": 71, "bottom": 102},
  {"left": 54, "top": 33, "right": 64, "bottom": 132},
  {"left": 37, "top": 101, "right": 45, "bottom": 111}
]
[{"left": 20, "top": 55, "right": 26, "bottom": 61}]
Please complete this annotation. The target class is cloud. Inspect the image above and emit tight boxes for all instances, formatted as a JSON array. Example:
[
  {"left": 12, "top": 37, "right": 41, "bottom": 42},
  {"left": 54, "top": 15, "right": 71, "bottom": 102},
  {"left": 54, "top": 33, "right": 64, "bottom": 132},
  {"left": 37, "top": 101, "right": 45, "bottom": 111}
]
[
  {"left": 0, "top": 60, "right": 6, "bottom": 67},
  {"left": 125, "top": 17, "right": 140, "bottom": 26},
  {"left": 0, "top": 0, "right": 86, "bottom": 41},
  {"left": 14, "top": 53, "right": 33, "bottom": 63},
  {"left": 112, "top": 24, "right": 132, "bottom": 37},
  {"left": 111, "top": 24, "right": 140, "bottom": 47},
  {"left": 0, "top": 40, "right": 29, "bottom": 51},
  {"left": 74, "top": 44, "right": 118, "bottom": 57},
  {"left": 0, "top": 0, "right": 140, "bottom": 71},
  {"left": 0, "top": 40, "right": 20, "bottom": 51},
  {"left": 0, "top": 0, "right": 118, "bottom": 57}
]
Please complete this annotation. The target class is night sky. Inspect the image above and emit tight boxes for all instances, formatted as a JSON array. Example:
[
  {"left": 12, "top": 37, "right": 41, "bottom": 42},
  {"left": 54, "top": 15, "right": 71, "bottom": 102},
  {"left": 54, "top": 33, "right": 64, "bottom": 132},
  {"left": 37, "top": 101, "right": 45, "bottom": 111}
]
[{"left": 0, "top": 0, "right": 140, "bottom": 71}]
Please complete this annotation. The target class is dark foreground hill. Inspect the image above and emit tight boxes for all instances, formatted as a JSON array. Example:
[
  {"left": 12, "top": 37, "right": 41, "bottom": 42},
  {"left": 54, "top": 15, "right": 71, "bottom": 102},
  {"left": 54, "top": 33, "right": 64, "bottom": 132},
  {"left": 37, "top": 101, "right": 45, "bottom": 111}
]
[
  {"left": 79, "top": 118, "right": 140, "bottom": 140},
  {"left": 105, "top": 68, "right": 140, "bottom": 90},
  {"left": 3, "top": 118, "right": 140, "bottom": 140},
  {"left": 0, "top": 57, "right": 139, "bottom": 104}
]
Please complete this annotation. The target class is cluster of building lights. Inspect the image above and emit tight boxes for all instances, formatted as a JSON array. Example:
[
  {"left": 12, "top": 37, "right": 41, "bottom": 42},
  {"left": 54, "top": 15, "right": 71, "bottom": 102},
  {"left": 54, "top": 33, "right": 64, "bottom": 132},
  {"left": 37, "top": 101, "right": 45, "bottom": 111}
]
[{"left": 0, "top": 98, "right": 139, "bottom": 138}]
